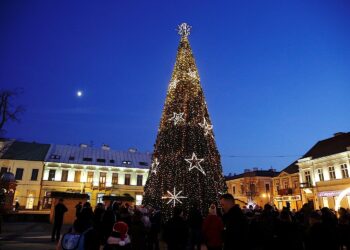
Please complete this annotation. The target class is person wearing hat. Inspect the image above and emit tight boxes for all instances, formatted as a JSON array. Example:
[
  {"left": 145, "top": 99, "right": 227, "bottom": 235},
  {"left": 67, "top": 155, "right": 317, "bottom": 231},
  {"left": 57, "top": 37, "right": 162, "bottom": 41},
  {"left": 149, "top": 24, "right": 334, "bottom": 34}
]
[
  {"left": 104, "top": 221, "right": 131, "bottom": 250},
  {"left": 202, "top": 203, "right": 224, "bottom": 250}
]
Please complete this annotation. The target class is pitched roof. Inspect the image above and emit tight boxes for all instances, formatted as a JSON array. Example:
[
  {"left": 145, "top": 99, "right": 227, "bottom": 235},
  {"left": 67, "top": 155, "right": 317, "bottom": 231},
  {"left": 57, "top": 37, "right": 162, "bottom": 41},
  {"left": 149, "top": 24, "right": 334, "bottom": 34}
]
[
  {"left": 1, "top": 141, "right": 51, "bottom": 161},
  {"left": 225, "top": 169, "right": 279, "bottom": 181},
  {"left": 302, "top": 132, "right": 350, "bottom": 160},
  {"left": 279, "top": 161, "right": 299, "bottom": 175},
  {"left": 46, "top": 144, "right": 152, "bottom": 169}
]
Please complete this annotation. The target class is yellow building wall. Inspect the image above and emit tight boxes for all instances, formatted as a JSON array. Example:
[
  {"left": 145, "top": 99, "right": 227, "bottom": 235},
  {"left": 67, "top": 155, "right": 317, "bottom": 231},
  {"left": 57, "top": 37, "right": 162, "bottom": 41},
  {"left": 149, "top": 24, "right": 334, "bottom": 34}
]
[{"left": 0, "top": 159, "right": 44, "bottom": 209}]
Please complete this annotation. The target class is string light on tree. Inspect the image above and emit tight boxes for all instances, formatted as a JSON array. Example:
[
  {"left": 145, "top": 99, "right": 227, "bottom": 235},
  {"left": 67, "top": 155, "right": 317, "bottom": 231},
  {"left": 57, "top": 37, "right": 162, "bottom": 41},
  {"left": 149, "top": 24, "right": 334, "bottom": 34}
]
[
  {"left": 168, "top": 112, "right": 185, "bottom": 125},
  {"left": 199, "top": 117, "right": 213, "bottom": 136},
  {"left": 162, "top": 187, "right": 187, "bottom": 207},
  {"left": 185, "top": 153, "right": 206, "bottom": 175}
]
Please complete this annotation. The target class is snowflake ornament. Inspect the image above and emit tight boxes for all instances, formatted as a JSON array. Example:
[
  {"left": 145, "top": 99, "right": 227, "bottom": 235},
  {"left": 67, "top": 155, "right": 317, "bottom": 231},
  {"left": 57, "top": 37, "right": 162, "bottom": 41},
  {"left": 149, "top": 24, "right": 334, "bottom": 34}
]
[
  {"left": 168, "top": 112, "right": 185, "bottom": 125},
  {"left": 162, "top": 187, "right": 187, "bottom": 207},
  {"left": 185, "top": 153, "right": 206, "bottom": 175},
  {"left": 199, "top": 118, "right": 213, "bottom": 136}
]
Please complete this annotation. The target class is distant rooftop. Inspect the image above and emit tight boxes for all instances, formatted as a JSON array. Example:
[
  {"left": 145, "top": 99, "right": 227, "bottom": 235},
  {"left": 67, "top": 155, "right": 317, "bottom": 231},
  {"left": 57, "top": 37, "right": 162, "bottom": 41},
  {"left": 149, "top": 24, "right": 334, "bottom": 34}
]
[
  {"left": 46, "top": 144, "right": 152, "bottom": 169},
  {"left": 225, "top": 168, "right": 279, "bottom": 181},
  {"left": 279, "top": 161, "right": 299, "bottom": 175},
  {"left": 1, "top": 141, "right": 51, "bottom": 161},
  {"left": 301, "top": 132, "right": 350, "bottom": 160}
]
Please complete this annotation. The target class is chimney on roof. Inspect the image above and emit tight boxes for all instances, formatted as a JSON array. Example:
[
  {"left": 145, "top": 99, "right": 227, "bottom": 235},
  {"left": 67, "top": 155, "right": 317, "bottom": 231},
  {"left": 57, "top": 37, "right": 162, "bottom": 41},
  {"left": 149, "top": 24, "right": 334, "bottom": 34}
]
[
  {"left": 334, "top": 132, "right": 345, "bottom": 137},
  {"left": 128, "top": 148, "right": 137, "bottom": 153},
  {"left": 244, "top": 169, "right": 250, "bottom": 173},
  {"left": 102, "top": 144, "right": 110, "bottom": 150},
  {"left": 80, "top": 143, "right": 88, "bottom": 148}
]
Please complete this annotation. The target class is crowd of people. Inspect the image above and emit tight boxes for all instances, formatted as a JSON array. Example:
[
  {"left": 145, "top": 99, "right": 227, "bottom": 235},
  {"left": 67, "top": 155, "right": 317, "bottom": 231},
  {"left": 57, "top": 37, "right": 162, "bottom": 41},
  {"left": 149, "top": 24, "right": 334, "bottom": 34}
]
[{"left": 53, "top": 194, "right": 350, "bottom": 250}]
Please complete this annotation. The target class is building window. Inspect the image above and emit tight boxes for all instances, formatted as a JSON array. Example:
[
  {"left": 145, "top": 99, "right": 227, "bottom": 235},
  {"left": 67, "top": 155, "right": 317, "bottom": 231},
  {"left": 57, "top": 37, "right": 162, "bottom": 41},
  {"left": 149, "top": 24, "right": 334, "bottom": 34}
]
[
  {"left": 317, "top": 169, "right": 324, "bottom": 181},
  {"left": 61, "top": 170, "right": 68, "bottom": 182},
  {"left": 240, "top": 183, "right": 244, "bottom": 194},
  {"left": 48, "top": 169, "right": 56, "bottom": 181},
  {"left": 69, "top": 156, "right": 75, "bottom": 161},
  {"left": 87, "top": 171, "right": 94, "bottom": 183},
  {"left": 124, "top": 174, "right": 131, "bottom": 185},
  {"left": 249, "top": 183, "right": 256, "bottom": 194},
  {"left": 31, "top": 169, "right": 39, "bottom": 181},
  {"left": 112, "top": 173, "right": 118, "bottom": 185},
  {"left": 15, "top": 168, "right": 24, "bottom": 180},
  {"left": 137, "top": 175, "right": 143, "bottom": 186},
  {"left": 99, "top": 172, "right": 106, "bottom": 188},
  {"left": 139, "top": 162, "right": 148, "bottom": 166},
  {"left": 265, "top": 183, "right": 270, "bottom": 192},
  {"left": 97, "top": 158, "right": 106, "bottom": 163},
  {"left": 110, "top": 159, "right": 115, "bottom": 164},
  {"left": 329, "top": 166, "right": 336, "bottom": 180},
  {"left": 74, "top": 170, "right": 81, "bottom": 182},
  {"left": 97, "top": 193, "right": 104, "bottom": 204},
  {"left": 232, "top": 186, "right": 236, "bottom": 194},
  {"left": 293, "top": 181, "right": 298, "bottom": 189},
  {"left": 283, "top": 181, "right": 288, "bottom": 189},
  {"left": 341, "top": 164, "right": 349, "bottom": 179},
  {"left": 304, "top": 171, "right": 311, "bottom": 185},
  {"left": 122, "top": 160, "right": 132, "bottom": 165},
  {"left": 83, "top": 157, "right": 92, "bottom": 162}
]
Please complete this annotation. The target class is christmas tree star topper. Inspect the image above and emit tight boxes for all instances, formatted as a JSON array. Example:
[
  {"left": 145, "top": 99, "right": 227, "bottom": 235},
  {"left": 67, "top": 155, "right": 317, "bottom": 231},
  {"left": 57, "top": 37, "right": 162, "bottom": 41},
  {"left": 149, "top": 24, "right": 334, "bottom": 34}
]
[
  {"left": 177, "top": 23, "right": 191, "bottom": 38},
  {"left": 185, "top": 152, "right": 206, "bottom": 175},
  {"left": 162, "top": 187, "right": 187, "bottom": 207}
]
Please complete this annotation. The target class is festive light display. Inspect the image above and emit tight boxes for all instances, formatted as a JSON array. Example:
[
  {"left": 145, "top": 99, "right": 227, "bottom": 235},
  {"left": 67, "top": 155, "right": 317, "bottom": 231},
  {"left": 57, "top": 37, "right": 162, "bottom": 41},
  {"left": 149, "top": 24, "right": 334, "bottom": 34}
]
[{"left": 143, "top": 23, "right": 227, "bottom": 221}]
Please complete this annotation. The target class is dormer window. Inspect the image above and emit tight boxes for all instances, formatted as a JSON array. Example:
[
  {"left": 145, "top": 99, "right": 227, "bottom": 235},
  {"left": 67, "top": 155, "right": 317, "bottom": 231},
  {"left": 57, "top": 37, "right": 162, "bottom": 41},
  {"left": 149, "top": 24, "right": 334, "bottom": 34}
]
[
  {"left": 50, "top": 154, "right": 60, "bottom": 160},
  {"left": 83, "top": 157, "right": 92, "bottom": 162},
  {"left": 122, "top": 160, "right": 132, "bottom": 165}
]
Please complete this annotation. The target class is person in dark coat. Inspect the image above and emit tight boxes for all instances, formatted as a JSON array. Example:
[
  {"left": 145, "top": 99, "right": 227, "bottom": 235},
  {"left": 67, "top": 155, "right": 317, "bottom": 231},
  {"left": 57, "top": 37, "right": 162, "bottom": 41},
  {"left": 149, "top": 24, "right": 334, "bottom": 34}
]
[
  {"left": 129, "top": 210, "right": 147, "bottom": 250},
  {"left": 163, "top": 207, "right": 189, "bottom": 250},
  {"left": 78, "top": 201, "right": 94, "bottom": 231},
  {"left": 188, "top": 206, "right": 203, "bottom": 250},
  {"left": 220, "top": 194, "right": 248, "bottom": 250},
  {"left": 75, "top": 202, "right": 82, "bottom": 218},
  {"left": 51, "top": 198, "right": 68, "bottom": 242}
]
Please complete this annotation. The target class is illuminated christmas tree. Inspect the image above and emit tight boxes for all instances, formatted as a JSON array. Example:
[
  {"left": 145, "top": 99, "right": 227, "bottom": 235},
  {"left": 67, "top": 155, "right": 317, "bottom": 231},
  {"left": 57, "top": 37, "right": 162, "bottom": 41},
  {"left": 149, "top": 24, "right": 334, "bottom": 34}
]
[{"left": 143, "top": 23, "right": 227, "bottom": 220}]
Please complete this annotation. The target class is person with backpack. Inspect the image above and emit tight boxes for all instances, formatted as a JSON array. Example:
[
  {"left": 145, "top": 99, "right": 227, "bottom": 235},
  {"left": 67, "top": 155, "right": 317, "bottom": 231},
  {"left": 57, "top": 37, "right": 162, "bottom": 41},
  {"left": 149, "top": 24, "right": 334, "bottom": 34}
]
[{"left": 57, "top": 219, "right": 85, "bottom": 250}]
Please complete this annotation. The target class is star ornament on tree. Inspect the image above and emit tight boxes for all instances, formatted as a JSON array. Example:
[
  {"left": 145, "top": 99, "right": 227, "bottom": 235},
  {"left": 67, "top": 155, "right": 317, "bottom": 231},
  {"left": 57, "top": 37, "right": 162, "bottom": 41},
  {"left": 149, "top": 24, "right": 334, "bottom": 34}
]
[
  {"left": 199, "top": 118, "right": 213, "bottom": 136},
  {"left": 162, "top": 187, "right": 187, "bottom": 207},
  {"left": 168, "top": 79, "right": 179, "bottom": 91},
  {"left": 177, "top": 23, "right": 191, "bottom": 38},
  {"left": 168, "top": 112, "right": 185, "bottom": 125},
  {"left": 151, "top": 158, "right": 160, "bottom": 174},
  {"left": 185, "top": 153, "right": 206, "bottom": 175},
  {"left": 187, "top": 70, "right": 199, "bottom": 81}
]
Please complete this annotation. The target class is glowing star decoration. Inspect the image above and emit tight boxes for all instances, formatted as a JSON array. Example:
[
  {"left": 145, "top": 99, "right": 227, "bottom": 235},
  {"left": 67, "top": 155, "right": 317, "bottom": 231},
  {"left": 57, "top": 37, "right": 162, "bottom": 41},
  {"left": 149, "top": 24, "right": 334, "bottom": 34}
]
[
  {"left": 151, "top": 158, "right": 160, "bottom": 175},
  {"left": 185, "top": 153, "right": 206, "bottom": 175},
  {"left": 162, "top": 187, "right": 187, "bottom": 207},
  {"left": 198, "top": 118, "right": 213, "bottom": 136},
  {"left": 168, "top": 112, "right": 185, "bottom": 126},
  {"left": 187, "top": 70, "right": 199, "bottom": 81},
  {"left": 177, "top": 23, "right": 191, "bottom": 38},
  {"left": 168, "top": 79, "right": 179, "bottom": 91}
]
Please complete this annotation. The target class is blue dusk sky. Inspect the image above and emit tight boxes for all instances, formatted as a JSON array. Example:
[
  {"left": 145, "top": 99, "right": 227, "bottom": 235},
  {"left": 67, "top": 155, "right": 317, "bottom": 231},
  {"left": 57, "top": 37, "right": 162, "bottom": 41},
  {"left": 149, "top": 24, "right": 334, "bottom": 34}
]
[{"left": 1, "top": 0, "right": 349, "bottom": 174}]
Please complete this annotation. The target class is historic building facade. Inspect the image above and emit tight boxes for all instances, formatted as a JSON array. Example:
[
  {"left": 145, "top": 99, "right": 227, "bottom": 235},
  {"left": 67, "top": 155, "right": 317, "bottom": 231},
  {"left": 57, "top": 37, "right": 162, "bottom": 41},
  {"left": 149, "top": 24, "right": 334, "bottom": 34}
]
[
  {"left": 298, "top": 132, "right": 350, "bottom": 210},
  {"left": 41, "top": 144, "right": 151, "bottom": 208},
  {"left": 0, "top": 141, "right": 50, "bottom": 210},
  {"left": 226, "top": 169, "right": 278, "bottom": 207},
  {"left": 272, "top": 162, "right": 302, "bottom": 210}
]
